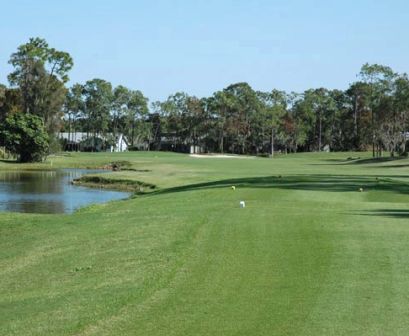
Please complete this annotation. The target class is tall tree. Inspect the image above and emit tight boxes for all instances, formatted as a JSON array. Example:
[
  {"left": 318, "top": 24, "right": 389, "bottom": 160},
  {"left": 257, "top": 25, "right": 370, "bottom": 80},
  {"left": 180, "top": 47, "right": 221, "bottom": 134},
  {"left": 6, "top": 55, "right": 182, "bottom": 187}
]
[
  {"left": 258, "top": 89, "right": 287, "bottom": 157},
  {"left": 222, "top": 83, "right": 260, "bottom": 154},
  {"left": 208, "top": 90, "right": 234, "bottom": 153},
  {"left": 160, "top": 92, "right": 191, "bottom": 145},
  {"left": 185, "top": 96, "right": 209, "bottom": 152},
  {"left": 112, "top": 85, "right": 131, "bottom": 139},
  {"left": 82, "top": 79, "right": 113, "bottom": 148},
  {"left": 64, "top": 84, "right": 84, "bottom": 144},
  {"left": 8, "top": 37, "right": 73, "bottom": 133},
  {"left": 283, "top": 93, "right": 309, "bottom": 152},
  {"left": 380, "top": 74, "right": 409, "bottom": 156},
  {"left": 345, "top": 82, "right": 372, "bottom": 150},
  {"left": 126, "top": 90, "right": 149, "bottom": 147},
  {"left": 358, "top": 63, "right": 396, "bottom": 157},
  {"left": 0, "top": 84, "right": 6, "bottom": 122},
  {"left": 148, "top": 103, "right": 162, "bottom": 150},
  {"left": 291, "top": 91, "right": 316, "bottom": 151}
]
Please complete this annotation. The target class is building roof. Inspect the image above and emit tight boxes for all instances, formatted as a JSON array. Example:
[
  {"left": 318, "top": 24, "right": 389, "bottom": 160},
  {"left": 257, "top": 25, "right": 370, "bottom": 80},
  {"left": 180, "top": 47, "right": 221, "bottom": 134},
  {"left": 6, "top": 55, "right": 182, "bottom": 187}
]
[{"left": 59, "top": 132, "right": 127, "bottom": 144}]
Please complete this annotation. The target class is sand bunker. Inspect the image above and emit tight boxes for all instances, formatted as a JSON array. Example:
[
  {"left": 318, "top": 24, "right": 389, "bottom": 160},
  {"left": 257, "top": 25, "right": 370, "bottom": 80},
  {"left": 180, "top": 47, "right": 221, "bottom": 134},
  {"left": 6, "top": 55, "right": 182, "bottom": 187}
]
[{"left": 189, "top": 154, "right": 255, "bottom": 159}]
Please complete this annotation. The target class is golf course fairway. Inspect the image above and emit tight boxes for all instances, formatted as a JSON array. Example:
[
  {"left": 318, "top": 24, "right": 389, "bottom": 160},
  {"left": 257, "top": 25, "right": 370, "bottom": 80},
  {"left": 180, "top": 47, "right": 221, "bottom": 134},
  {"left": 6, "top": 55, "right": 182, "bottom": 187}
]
[{"left": 2, "top": 151, "right": 409, "bottom": 335}]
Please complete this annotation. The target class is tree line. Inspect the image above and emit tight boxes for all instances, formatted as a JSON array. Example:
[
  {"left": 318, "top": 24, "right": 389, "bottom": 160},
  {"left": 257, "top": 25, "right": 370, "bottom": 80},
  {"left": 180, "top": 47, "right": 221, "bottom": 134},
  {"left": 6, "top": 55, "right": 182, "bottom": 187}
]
[{"left": 1, "top": 37, "right": 409, "bottom": 161}]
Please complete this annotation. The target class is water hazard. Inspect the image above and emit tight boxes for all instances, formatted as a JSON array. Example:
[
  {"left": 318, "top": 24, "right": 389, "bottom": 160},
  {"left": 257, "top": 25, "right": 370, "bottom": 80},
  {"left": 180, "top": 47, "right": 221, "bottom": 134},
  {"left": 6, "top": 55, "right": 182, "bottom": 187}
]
[{"left": 0, "top": 169, "right": 131, "bottom": 214}]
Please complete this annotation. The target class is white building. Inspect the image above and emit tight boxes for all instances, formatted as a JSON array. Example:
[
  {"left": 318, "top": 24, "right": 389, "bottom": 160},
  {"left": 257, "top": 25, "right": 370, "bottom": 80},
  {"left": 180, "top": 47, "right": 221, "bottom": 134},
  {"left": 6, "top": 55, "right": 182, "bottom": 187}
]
[{"left": 59, "top": 132, "right": 128, "bottom": 152}]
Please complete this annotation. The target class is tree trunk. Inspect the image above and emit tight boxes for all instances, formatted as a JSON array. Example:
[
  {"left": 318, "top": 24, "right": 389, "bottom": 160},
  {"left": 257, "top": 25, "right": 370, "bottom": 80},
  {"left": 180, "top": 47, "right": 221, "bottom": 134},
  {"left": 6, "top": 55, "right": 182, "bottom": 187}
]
[
  {"left": 220, "top": 128, "right": 224, "bottom": 154},
  {"left": 371, "top": 108, "right": 376, "bottom": 158},
  {"left": 318, "top": 114, "right": 322, "bottom": 151},
  {"left": 354, "top": 95, "right": 358, "bottom": 148},
  {"left": 68, "top": 113, "right": 72, "bottom": 151},
  {"left": 270, "top": 127, "right": 274, "bottom": 157},
  {"left": 131, "top": 121, "right": 135, "bottom": 147}
]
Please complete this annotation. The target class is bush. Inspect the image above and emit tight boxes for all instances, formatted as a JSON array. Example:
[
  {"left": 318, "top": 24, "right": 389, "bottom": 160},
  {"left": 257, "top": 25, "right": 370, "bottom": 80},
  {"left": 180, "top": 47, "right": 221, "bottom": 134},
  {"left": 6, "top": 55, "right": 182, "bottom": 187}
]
[{"left": 0, "top": 113, "right": 49, "bottom": 162}]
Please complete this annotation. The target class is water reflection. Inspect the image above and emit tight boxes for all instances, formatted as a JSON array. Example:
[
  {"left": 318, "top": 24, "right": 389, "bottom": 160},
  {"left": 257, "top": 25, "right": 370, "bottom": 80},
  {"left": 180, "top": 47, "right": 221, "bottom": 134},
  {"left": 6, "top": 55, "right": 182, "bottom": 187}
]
[{"left": 0, "top": 169, "right": 130, "bottom": 214}]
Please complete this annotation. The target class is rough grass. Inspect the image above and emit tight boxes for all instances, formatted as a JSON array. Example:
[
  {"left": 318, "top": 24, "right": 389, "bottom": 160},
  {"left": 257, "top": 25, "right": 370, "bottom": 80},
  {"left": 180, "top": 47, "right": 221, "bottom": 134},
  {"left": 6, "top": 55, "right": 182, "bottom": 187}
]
[{"left": 2, "top": 151, "right": 409, "bottom": 335}]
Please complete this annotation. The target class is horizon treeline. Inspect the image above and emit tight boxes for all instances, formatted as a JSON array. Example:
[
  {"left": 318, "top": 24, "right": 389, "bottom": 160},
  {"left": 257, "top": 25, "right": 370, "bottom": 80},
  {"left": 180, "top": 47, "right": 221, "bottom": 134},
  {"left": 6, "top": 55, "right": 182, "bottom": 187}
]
[{"left": 1, "top": 38, "right": 409, "bottom": 161}]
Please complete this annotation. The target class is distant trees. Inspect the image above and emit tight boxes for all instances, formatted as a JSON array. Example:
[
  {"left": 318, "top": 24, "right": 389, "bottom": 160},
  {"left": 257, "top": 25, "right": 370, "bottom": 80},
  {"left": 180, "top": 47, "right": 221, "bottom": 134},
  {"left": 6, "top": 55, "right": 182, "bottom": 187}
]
[
  {"left": 63, "top": 80, "right": 108, "bottom": 150},
  {"left": 142, "top": 71, "right": 409, "bottom": 156},
  {"left": 1, "top": 38, "right": 409, "bottom": 160},
  {"left": 61, "top": 80, "right": 150, "bottom": 150}
]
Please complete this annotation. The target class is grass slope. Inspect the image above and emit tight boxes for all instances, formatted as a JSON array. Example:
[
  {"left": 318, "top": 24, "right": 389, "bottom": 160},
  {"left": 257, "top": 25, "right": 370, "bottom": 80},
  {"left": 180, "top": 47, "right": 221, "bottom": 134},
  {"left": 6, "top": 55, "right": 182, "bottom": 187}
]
[{"left": 2, "top": 152, "right": 409, "bottom": 335}]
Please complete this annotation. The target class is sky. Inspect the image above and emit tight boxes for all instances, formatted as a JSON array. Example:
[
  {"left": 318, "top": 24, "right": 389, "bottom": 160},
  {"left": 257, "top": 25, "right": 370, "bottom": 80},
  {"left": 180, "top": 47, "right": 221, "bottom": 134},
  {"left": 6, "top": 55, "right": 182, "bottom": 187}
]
[{"left": 1, "top": 0, "right": 408, "bottom": 102}]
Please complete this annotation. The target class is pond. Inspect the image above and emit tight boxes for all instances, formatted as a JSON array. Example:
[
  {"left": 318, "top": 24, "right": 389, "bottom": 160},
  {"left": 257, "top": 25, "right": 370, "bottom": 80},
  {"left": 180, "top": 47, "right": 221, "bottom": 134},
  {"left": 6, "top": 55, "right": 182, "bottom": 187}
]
[{"left": 0, "top": 169, "right": 131, "bottom": 214}]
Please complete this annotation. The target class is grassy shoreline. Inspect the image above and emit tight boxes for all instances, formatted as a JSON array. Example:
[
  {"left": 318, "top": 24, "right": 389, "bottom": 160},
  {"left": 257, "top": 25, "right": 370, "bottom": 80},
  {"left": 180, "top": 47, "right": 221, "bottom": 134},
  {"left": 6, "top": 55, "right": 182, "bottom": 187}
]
[{"left": 72, "top": 174, "right": 156, "bottom": 193}]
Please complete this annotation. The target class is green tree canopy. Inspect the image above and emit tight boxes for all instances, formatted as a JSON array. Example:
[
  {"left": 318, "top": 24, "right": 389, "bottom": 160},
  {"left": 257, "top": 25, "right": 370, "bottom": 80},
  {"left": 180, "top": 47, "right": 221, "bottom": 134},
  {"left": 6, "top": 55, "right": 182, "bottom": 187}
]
[
  {"left": 7, "top": 37, "right": 73, "bottom": 134},
  {"left": 0, "top": 113, "right": 49, "bottom": 162}
]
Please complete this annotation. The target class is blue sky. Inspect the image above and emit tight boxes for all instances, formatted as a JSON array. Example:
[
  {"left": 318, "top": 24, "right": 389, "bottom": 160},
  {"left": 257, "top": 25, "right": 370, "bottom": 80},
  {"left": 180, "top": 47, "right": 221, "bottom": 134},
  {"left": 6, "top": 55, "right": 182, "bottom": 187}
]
[{"left": 1, "top": 0, "right": 408, "bottom": 102}]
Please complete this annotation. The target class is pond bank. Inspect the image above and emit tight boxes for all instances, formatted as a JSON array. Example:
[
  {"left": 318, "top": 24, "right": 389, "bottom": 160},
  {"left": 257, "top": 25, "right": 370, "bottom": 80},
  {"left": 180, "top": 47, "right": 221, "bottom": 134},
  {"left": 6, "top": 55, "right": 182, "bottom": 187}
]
[{"left": 72, "top": 175, "right": 156, "bottom": 193}]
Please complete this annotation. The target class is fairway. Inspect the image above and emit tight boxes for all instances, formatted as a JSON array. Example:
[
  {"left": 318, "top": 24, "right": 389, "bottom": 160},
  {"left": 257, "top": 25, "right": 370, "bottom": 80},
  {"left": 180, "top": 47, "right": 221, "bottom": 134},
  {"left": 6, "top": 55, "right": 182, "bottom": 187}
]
[{"left": 2, "top": 152, "right": 409, "bottom": 335}]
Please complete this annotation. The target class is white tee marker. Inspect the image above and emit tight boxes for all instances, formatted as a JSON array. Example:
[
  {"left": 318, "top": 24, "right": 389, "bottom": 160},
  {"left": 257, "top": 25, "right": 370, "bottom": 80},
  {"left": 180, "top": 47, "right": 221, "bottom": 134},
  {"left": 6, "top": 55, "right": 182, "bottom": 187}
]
[{"left": 240, "top": 201, "right": 246, "bottom": 208}]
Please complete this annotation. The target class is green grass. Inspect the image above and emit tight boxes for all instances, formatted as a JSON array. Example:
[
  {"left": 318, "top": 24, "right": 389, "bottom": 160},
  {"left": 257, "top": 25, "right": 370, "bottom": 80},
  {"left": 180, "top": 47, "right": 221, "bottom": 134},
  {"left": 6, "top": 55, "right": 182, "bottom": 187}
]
[{"left": 2, "top": 151, "right": 409, "bottom": 335}]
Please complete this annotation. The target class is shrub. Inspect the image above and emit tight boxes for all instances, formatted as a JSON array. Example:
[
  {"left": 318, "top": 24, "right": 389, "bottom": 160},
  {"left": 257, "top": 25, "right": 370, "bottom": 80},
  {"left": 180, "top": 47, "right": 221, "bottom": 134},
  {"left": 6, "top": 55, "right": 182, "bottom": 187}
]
[{"left": 0, "top": 113, "right": 49, "bottom": 162}]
